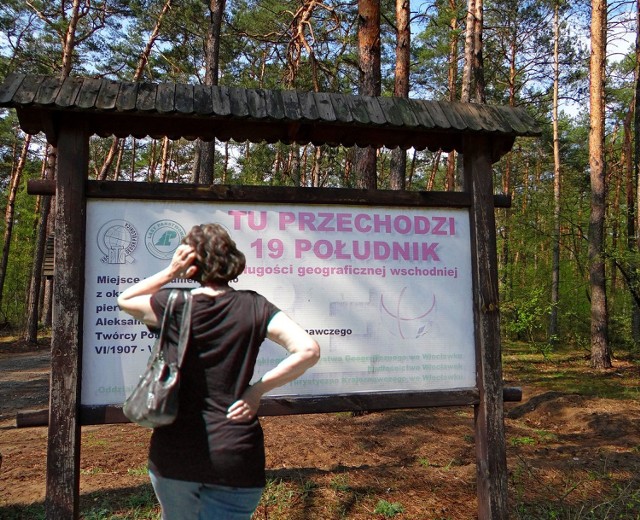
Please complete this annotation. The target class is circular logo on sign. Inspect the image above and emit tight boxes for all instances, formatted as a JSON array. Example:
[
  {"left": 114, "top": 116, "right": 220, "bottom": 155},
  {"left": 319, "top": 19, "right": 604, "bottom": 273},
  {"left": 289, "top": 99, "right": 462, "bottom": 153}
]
[
  {"left": 145, "top": 220, "right": 186, "bottom": 259},
  {"left": 379, "top": 286, "right": 437, "bottom": 339},
  {"left": 97, "top": 220, "right": 139, "bottom": 264}
]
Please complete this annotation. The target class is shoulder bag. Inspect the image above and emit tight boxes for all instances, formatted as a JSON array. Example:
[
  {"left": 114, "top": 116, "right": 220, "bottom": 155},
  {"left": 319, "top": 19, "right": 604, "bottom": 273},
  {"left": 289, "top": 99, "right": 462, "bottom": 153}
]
[{"left": 123, "top": 289, "right": 193, "bottom": 428}]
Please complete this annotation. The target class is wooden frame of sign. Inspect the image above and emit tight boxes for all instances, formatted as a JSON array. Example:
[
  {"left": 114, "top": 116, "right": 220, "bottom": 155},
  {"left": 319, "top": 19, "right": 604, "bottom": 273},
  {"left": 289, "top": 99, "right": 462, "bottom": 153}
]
[{"left": 1, "top": 73, "right": 541, "bottom": 520}]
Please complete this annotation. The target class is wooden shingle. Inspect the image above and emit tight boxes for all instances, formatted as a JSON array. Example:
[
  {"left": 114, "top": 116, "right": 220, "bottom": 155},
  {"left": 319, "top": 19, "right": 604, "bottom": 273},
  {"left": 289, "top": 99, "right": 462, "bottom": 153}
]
[{"left": 0, "top": 73, "right": 542, "bottom": 157}]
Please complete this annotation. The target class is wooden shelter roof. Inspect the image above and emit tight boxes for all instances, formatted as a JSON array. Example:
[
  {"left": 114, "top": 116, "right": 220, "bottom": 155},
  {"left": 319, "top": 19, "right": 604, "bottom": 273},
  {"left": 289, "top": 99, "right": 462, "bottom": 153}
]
[{"left": 0, "top": 73, "right": 541, "bottom": 159}]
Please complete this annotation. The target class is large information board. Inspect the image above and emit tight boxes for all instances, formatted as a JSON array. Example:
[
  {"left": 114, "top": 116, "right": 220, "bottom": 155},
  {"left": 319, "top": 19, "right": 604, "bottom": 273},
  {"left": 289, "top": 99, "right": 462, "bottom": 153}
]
[{"left": 82, "top": 200, "right": 476, "bottom": 406}]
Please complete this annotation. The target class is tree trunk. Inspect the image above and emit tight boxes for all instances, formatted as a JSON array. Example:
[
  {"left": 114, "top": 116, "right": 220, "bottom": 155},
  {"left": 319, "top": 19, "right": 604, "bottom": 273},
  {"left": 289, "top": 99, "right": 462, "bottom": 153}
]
[
  {"left": 130, "top": 139, "right": 137, "bottom": 180},
  {"left": 114, "top": 142, "right": 125, "bottom": 181},
  {"left": 427, "top": 151, "right": 442, "bottom": 190},
  {"left": 273, "top": 146, "right": 283, "bottom": 184},
  {"left": 289, "top": 145, "right": 302, "bottom": 186},
  {"left": 197, "top": 140, "right": 215, "bottom": 185},
  {"left": 633, "top": 0, "right": 640, "bottom": 342},
  {"left": 191, "top": 143, "right": 202, "bottom": 183},
  {"left": 133, "top": 0, "right": 174, "bottom": 80},
  {"left": 301, "top": 144, "right": 309, "bottom": 186},
  {"left": 97, "top": 139, "right": 119, "bottom": 180},
  {"left": 160, "top": 137, "right": 170, "bottom": 182},
  {"left": 609, "top": 125, "right": 622, "bottom": 295},
  {"left": 550, "top": 1, "right": 561, "bottom": 341},
  {"left": 25, "top": 147, "right": 54, "bottom": 344},
  {"left": 500, "top": 15, "right": 518, "bottom": 293},
  {"left": 623, "top": 106, "right": 635, "bottom": 310},
  {"left": 472, "top": 0, "right": 485, "bottom": 103},
  {"left": 355, "top": 0, "right": 381, "bottom": 189},
  {"left": 588, "top": 0, "right": 612, "bottom": 368},
  {"left": 25, "top": 198, "right": 51, "bottom": 343},
  {"left": 461, "top": 0, "right": 475, "bottom": 104},
  {"left": 197, "top": 0, "right": 226, "bottom": 185},
  {"left": 390, "top": 0, "right": 410, "bottom": 190},
  {"left": 147, "top": 140, "right": 158, "bottom": 181},
  {"left": 41, "top": 278, "right": 53, "bottom": 327},
  {"left": 446, "top": 0, "right": 459, "bottom": 191},
  {"left": 222, "top": 141, "right": 229, "bottom": 183},
  {"left": 457, "top": 0, "right": 477, "bottom": 187},
  {"left": 311, "top": 147, "right": 322, "bottom": 187},
  {"left": 0, "top": 134, "right": 31, "bottom": 313},
  {"left": 60, "top": 0, "right": 81, "bottom": 77}
]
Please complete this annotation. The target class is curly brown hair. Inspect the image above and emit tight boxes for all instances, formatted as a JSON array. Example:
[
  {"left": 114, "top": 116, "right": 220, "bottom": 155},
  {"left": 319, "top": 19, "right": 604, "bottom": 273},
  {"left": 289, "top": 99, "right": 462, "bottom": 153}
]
[{"left": 181, "top": 224, "right": 246, "bottom": 285}]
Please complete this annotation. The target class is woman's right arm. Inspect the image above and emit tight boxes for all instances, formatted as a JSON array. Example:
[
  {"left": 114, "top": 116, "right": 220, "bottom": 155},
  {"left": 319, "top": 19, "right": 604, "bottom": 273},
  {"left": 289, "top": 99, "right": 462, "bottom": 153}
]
[
  {"left": 226, "top": 312, "right": 320, "bottom": 421},
  {"left": 116, "top": 244, "right": 197, "bottom": 326}
]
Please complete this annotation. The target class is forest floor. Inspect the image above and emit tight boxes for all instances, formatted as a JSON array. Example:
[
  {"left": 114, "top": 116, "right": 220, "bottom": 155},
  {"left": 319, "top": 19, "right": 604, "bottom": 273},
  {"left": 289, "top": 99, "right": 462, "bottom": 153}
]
[{"left": 0, "top": 335, "right": 639, "bottom": 519}]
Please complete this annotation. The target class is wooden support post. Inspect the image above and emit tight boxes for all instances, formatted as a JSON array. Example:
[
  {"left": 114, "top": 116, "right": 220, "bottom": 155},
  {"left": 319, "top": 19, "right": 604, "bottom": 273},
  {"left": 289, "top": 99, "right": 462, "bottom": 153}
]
[
  {"left": 45, "top": 120, "right": 88, "bottom": 520},
  {"left": 463, "top": 135, "right": 509, "bottom": 519}
]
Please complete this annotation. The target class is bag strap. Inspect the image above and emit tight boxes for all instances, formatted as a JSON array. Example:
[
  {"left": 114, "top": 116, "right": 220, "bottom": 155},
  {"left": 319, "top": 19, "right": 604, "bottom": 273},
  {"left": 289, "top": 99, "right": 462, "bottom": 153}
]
[
  {"left": 174, "top": 289, "right": 193, "bottom": 368},
  {"left": 157, "top": 290, "right": 180, "bottom": 349}
]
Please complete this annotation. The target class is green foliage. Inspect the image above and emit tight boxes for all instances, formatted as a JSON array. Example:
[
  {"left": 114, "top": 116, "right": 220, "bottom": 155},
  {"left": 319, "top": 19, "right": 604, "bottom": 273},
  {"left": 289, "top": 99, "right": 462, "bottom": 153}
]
[
  {"left": 0, "top": 0, "right": 637, "bottom": 353},
  {"left": 373, "top": 499, "right": 404, "bottom": 517},
  {"left": 412, "top": 0, "right": 465, "bottom": 99},
  {"left": 503, "top": 287, "right": 555, "bottom": 355}
]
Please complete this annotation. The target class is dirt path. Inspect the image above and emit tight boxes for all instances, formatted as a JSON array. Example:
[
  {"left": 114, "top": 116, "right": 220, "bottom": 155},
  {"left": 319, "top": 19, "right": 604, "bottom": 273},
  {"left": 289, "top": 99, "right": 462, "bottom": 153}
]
[{"left": 0, "top": 348, "right": 50, "bottom": 423}]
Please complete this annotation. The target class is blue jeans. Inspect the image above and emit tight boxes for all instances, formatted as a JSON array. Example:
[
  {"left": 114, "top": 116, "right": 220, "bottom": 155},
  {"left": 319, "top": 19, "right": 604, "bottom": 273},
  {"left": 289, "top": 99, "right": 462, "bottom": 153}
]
[{"left": 149, "top": 469, "right": 263, "bottom": 520}]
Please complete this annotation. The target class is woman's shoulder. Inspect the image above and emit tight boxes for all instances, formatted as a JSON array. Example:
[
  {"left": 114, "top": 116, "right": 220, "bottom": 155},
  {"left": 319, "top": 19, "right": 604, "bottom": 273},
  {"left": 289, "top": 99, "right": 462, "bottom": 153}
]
[
  {"left": 150, "top": 287, "right": 175, "bottom": 306},
  {"left": 230, "top": 289, "right": 278, "bottom": 310},
  {"left": 190, "top": 288, "right": 265, "bottom": 303},
  {"left": 229, "top": 288, "right": 262, "bottom": 300}
]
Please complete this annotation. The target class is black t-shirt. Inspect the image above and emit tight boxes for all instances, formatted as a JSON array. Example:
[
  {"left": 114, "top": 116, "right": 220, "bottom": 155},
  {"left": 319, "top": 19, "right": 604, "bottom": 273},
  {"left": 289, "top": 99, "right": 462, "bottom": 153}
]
[{"left": 147, "top": 288, "right": 280, "bottom": 487}]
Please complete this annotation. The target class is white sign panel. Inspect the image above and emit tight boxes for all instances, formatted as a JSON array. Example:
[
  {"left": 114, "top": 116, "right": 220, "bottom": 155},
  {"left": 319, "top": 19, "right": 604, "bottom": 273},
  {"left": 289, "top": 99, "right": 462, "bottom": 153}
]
[{"left": 82, "top": 200, "right": 476, "bottom": 406}]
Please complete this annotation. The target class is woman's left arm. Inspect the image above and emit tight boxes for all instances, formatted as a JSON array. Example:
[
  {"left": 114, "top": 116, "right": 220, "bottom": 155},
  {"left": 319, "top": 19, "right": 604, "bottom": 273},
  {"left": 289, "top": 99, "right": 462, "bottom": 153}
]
[
  {"left": 226, "top": 311, "right": 320, "bottom": 421},
  {"left": 117, "top": 244, "right": 197, "bottom": 326}
]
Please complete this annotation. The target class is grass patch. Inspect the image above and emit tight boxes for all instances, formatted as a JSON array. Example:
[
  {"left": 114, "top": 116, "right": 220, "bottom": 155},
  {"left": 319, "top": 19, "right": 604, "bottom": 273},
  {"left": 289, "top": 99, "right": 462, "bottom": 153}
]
[
  {"left": 510, "top": 455, "right": 640, "bottom": 520},
  {"left": 80, "top": 466, "right": 105, "bottom": 475},
  {"left": 373, "top": 499, "right": 404, "bottom": 517},
  {"left": 83, "top": 432, "right": 110, "bottom": 449},
  {"left": 510, "top": 436, "right": 536, "bottom": 447},
  {"left": 255, "top": 476, "right": 318, "bottom": 517},
  {"left": 324, "top": 474, "right": 376, "bottom": 520},
  {"left": 81, "top": 486, "right": 160, "bottom": 519},
  {"left": 503, "top": 341, "right": 640, "bottom": 400},
  {"left": 417, "top": 456, "right": 431, "bottom": 468},
  {"left": 0, "top": 486, "right": 160, "bottom": 520},
  {"left": 0, "top": 504, "right": 46, "bottom": 520},
  {"left": 127, "top": 465, "right": 149, "bottom": 477},
  {"left": 329, "top": 474, "right": 351, "bottom": 492}
]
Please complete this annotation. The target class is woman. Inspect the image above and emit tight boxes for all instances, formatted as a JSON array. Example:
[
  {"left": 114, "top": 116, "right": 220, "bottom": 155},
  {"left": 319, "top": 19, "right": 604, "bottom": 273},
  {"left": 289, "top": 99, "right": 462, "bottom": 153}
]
[{"left": 117, "top": 223, "right": 320, "bottom": 520}]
